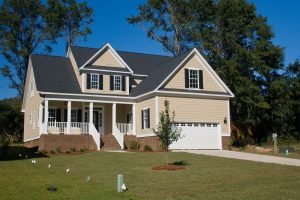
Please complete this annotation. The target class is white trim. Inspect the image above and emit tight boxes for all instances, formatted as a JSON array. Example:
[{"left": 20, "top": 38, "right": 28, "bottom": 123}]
[
  {"left": 219, "top": 124, "right": 222, "bottom": 150},
  {"left": 90, "top": 73, "right": 100, "bottom": 90},
  {"left": 222, "top": 133, "right": 231, "bottom": 136},
  {"left": 133, "top": 74, "right": 148, "bottom": 77},
  {"left": 82, "top": 68, "right": 132, "bottom": 74},
  {"left": 154, "top": 48, "right": 234, "bottom": 97},
  {"left": 79, "top": 43, "right": 134, "bottom": 73},
  {"left": 157, "top": 90, "right": 233, "bottom": 98},
  {"left": 136, "top": 132, "right": 156, "bottom": 137},
  {"left": 24, "top": 135, "right": 40, "bottom": 142},
  {"left": 142, "top": 107, "right": 150, "bottom": 130},
  {"left": 40, "top": 91, "right": 135, "bottom": 99},
  {"left": 113, "top": 75, "right": 122, "bottom": 91},
  {"left": 45, "top": 97, "right": 134, "bottom": 105},
  {"left": 155, "top": 96, "right": 158, "bottom": 128},
  {"left": 82, "top": 73, "right": 85, "bottom": 92}
]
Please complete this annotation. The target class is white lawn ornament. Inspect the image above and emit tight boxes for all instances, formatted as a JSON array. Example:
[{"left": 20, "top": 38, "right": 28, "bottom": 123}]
[
  {"left": 121, "top": 183, "right": 127, "bottom": 191},
  {"left": 48, "top": 164, "right": 51, "bottom": 168},
  {"left": 19, "top": 154, "right": 22, "bottom": 157},
  {"left": 31, "top": 160, "right": 36, "bottom": 164},
  {"left": 86, "top": 176, "right": 91, "bottom": 182},
  {"left": 66, "top": 168, "right": 70, "bottom": 173},
  {"left": 25, "top": 155, "right": 28, "bottom": 159}
]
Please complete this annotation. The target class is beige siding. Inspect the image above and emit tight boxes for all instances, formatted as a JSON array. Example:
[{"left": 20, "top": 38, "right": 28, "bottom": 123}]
[
  {"left": 158, "top": 97, "right": 229, "bottom": 135},
  {"left": 69, "top": 50, "right": 83, "bottom": 90},
  {"left": 84, "top": 74, "right": 129, "bottom": 95},
  {"left": 23, "top": 61, "right": 43, "bottom": 141},
  {"left": 164, "top": 55, "right": 224, "bottom": 92},
  {"left": 136, "top": 97, "right": 155, "bottom": 134},
  {"left": 92, "top": 49, "right": 124, "bottom": 68}
]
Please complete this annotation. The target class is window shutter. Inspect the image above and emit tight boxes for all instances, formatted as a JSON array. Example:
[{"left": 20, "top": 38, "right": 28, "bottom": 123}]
[
  {"left": 87, "top": 73, "right": 91, "bottom": 89},
  {"left": 147, "top": 109, "right": 150, "bottom": 128},
  {"left": 122, "top": 76, "right": 126, "bottom": 91},
  {"left": 42, "top": 107, "right": 45, "bottom": 123},
  {"left": 77, "top": 109, "right": 82, "bottom": 122},
  {"left": 64, "top": 109, "right": 67, "bottom": 122},
  {"left": 185, "top": 69, "right": 189, "bottom": 88},
  {"left": 110, "top": 75, "right": 114, "bottom": 90},
  {"left": 141, "top": 110, "right": 144, "bottom": 129},
  {"left": 56, "top": 109, "right": 61, "bottom": 122},
  {"left": 199, "top": 70, "right": 203, "bottom": 89},
  {"left": 99, "top": 75, "right": 103, "bottom": 90}
]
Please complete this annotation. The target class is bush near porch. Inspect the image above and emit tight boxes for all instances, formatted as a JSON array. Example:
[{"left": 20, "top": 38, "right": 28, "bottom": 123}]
[{"left": 1, "top": 145, "right": 300, "bottom": 200}]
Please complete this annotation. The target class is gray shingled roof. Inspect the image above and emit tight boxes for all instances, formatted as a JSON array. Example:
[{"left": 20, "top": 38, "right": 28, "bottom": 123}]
[
  {"left": 31, "top": 46, "right": 192, "bottom": 96},
  {"left": 31, "top": 54, "right": 82, "bottom": 94}
]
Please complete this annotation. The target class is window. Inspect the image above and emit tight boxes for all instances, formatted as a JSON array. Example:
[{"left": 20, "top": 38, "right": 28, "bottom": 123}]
[
  {"left": 207, "top": 123, "right": 212, "bottom": 127},
  {"left": 188, "top": 123, "right": 192, "bottom": 126},
  {"left": 194, "top": 123, "right": 199, "bottom": 127},
  {"left": 142, "top": 108, "right": 150, "bottom": 129},
  {"left": 189, "top": 69, "right": 199, "bottom": 89},
  {"left": 127, "top": 112, "right": 133, "bottom": 124},
  {"left": 213, "top": 124, "right": 218, "bottom": 127},
  {"left": 181, "top": 123, "right": 186, "bottom": 126},
  {"left": 48, "top": 109, "right": 56, "bottom": 123},
  {"left": 91, "top": 74, "right": 99, "bottom": 89},
  {"left": 71, "top": 109, "right": 77, "bottom": 122},
  {"left": 114, "top": 75, "right": 122, "bottom": 91}
]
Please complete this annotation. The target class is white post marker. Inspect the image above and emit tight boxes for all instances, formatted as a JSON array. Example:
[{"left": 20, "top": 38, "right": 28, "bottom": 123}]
[
  {"left": 117, "top": 174, "right": 123, "bottom": 192},
  {"left": 272, "top": 133, "right": 278, "bottom": 154}
]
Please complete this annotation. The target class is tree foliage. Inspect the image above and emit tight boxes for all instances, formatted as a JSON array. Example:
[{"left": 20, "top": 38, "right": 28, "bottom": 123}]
[
  {"left": 130, "top": 0, "right": 300, "bottom": 143},
  {"left": 0, "top": 0, "right": 93, "bottom": 97},
  {"left": 0, "top": 97, "right": 23, "bottom": 143},
  {"left": 153, "top": 99, "right": 182, "bottom": 150}
]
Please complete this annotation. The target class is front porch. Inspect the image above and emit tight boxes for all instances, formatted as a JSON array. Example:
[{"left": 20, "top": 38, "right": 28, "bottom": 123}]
[{"left": 39, "top": 100, "right": 136, "bottom": 150}]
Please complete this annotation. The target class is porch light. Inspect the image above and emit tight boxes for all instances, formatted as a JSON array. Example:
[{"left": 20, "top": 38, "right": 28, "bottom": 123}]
[{"left": 224, "top": 117, "right": 227, "bottom": 124}]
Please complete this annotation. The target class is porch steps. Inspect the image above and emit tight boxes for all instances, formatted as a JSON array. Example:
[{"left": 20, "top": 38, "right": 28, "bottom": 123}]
[{"left": 101, "top": 135, "right": 121, "bottom": 150}]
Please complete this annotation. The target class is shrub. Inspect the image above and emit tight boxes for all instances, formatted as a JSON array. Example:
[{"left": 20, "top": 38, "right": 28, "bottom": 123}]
[
  {"left": 80, "top": 147, "right": 88, "bottom": 152},
  {"left": 143, "top": 145, "right": 153, "bottom": 151},
  {"left": 55, "top": 146, "right": 62, "bottom": 153},
  {"left": 129, "top": 141, "right": 140, "bottom": 150},
  {"left": 65, "top": 151, "right": 71, "bottom": 154},
  {"left": 70, "top": 147, "right": 76, "bottom": 152},
  {"left": 50, "top": 150, "right": 55, "bottom": 154},
  {"left": 39, "top": 149, "right": 48, "bottom": 155},
  {"left": 277, "top": 134, "right": 297, "bottom": 145}
]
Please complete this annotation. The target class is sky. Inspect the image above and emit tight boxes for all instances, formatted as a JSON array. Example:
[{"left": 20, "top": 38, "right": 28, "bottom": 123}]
[{"left": 0, "top": 0, "right": 299, "bottom": 99}]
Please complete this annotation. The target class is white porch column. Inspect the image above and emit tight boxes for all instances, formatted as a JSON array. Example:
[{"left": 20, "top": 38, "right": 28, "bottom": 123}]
[
  {"left": 112, "top": 103, "right": 116, "bottom": 134},
  {"left": 89, "top": 102, "right": 93, "bottom": 133},
  {"left": 38, "top": 104, "right": 43, "bottom": 135},
  {"left": 132, "top": 104, "right": 136, "bottom": 135},
  {"left": 44, "top": 100, "right": 48, "bottom": 134},
  {"left": 67, "top": 101, "right": 71, "bottom": 134}
]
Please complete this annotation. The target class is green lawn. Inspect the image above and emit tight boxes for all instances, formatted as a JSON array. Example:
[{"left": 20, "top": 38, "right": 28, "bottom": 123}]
[{"left": 1, "top": 146, "right": 300, "bottom": 200}]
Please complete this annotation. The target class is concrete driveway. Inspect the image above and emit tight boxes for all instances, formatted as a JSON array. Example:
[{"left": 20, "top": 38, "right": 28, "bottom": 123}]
[{"left": 173, "top": 150, "right": 300, "bottom": 167}]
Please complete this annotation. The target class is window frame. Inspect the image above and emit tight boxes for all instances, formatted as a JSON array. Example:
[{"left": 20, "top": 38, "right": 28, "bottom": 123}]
[
  {"left": 188, "top": 69, "right": 200, "bottom": 89},
  {"left": 48, "top": 108, "right": 56, "bottom": 123},
  {"left": 142, "top": 108, "right": 149, "bottom": 129},
  {"left": 90, "top": 73, "right": 99, "bottom": 89},
  {"left": 71, "top": 109, "right": 78, "bottom": 123},
  {"left": 113, "top": 75, "right": 122, "bottom": 91}
]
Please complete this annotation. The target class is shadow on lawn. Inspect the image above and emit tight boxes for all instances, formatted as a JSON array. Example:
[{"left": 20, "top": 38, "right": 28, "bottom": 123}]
[{"left": 0, "top": 145, "right": 47, "bottom": 161}]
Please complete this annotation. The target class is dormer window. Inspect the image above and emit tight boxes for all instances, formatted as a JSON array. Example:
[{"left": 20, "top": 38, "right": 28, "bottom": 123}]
[
  {"left": 91, "top": 73, "right": 99, "bottom": 89},
  {"left": 185, "top": 68, "right": 203, "bottom": 89},
  {"left": 113, "top": 75, "right": 122, "bottom": 91}
]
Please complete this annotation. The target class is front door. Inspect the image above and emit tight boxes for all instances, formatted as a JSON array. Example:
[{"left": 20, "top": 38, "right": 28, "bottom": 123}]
[{"left": 84, "top": 109, "right": 104, "bottom": 133}]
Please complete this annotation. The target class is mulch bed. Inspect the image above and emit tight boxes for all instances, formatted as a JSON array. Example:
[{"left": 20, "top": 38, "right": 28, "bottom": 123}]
[{"left": 152, "top": 165, "right": 186, "bottom": 171}]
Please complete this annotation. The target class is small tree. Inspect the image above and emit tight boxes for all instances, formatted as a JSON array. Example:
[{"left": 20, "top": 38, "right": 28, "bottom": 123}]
[{"left": 153, "top": 99, "right": 181, "bottom": 164}]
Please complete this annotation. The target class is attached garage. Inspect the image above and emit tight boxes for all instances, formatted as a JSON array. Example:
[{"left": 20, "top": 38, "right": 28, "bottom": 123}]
[{"left": 169, "top": 122, "right": 222, "bottom": 150}]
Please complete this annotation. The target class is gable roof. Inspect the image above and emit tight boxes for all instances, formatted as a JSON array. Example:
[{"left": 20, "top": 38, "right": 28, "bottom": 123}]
[
  {"left": 31, "top": 45, "right": 233, "bottom": 98},
  {"left": 31, "top": 54, "right": 82, "bottom": 94}
]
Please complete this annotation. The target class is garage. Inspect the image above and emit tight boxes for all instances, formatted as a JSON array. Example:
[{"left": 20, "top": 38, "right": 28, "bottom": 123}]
[{"left": 169, "top": 122, "right": 222, "bottom": 150}]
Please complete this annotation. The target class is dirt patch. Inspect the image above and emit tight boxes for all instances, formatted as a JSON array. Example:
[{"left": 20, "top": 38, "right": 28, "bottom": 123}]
[{"left": 152, "top": 165, "right": 186, "bottom": 171}]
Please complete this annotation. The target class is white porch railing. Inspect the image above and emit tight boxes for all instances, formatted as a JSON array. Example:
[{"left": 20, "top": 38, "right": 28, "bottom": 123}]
[
  {"left": 90, "top": 123, "right": 100, "bottom": 150},
  {"left": 113, "top": 125, "right": 124, "bottom": 149},
  {"left": 47, "top": 122, "right": 67, "bottom": 134},
  {"left": 71, "top": 122, "right": 89, "bottom": 134},
  {"left": 116, "top": 123, "right": 133, "bottom": 134},
  {"left": 47, "top": 122, "right": 89, "bottom": 134}
]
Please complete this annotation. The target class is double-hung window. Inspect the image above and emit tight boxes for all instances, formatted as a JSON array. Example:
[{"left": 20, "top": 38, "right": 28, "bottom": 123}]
[
  {"left": 142, "top": 108, "right": 150, "bottom": 129},
  {"left": 91, "top": 74, "right": 99, "bottom": 89},
  {"left": 189, "top": 69, "right": 199, "bottom": 89},
  {"left": 71, "top": 109, "right": 77, "bottom": 122},
  {"left": 48, "top": 108, "right": 56, "bottom": 123},
  {"left": 114, "top": 75, "right": 122, "bottom": 91}
]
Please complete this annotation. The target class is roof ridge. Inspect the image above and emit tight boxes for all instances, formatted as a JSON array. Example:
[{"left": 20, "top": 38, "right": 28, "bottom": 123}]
[
  {"left": 31, "top": 54, "right": 68, "bottom": 59},
  {"left": 117, "top": 50, "right": 172, "bottom": 58}
]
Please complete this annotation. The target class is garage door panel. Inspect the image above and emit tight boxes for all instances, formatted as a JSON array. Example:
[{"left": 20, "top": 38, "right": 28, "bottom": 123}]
[{"left": 170, "top": 123, "right": 221, "bottom": 150}]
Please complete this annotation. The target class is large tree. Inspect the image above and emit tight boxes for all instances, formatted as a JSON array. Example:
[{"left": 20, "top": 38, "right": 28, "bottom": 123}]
[
  {"left": 0, "top": 0, "right": 93, "bottom": 97},
  {"left": 46, "top": 0, "right": 93, "bottom": 52},
  {"left": 129, "top": 0, "right": 290, "bottom": 143}
]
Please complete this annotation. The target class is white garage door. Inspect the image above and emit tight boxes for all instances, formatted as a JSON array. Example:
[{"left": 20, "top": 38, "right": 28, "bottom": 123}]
[{"left": 170, "top": 122, "right": 221, "bottom": 150}]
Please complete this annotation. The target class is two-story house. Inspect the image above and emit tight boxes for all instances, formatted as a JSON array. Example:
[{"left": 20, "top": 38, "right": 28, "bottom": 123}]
[{"left": 22, "top": 43, "right": 234, "bottom": 151}]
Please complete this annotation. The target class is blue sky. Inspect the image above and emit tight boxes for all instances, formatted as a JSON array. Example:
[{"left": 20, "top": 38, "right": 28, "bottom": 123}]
[{"left": 0, "top": 0, "right": 299, "bottom": 99}]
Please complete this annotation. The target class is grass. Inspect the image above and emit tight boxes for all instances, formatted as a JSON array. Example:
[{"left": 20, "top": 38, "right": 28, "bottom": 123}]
[{"left": 1, "top": 146, "right": 300, "bottom": 200}]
